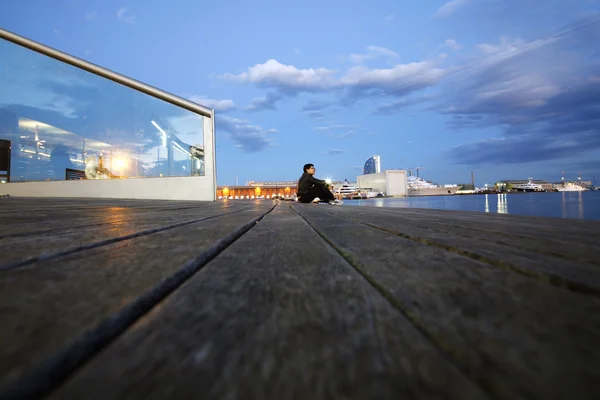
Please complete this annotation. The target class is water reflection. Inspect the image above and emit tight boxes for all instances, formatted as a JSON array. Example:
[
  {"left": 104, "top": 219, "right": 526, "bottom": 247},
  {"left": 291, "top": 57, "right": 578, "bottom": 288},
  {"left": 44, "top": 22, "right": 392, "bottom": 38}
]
[
  {"left": 497, "top": 193, "right": 508, "bottom": 214},
  {"left": 485, "top": 194, "right": 489, "bottom": 213}
]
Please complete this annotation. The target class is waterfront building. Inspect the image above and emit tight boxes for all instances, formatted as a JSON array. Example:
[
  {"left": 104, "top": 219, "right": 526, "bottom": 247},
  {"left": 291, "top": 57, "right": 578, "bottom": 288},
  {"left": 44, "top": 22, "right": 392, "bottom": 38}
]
[
  {"left": 217, "top": 181, "right": 298, "bottom": 199},
  {"left": 363, "top": 155, "right": 381, "bottom": 175},
  {"left": 0, "top": 28, "right": 216, "bottom": 200}
]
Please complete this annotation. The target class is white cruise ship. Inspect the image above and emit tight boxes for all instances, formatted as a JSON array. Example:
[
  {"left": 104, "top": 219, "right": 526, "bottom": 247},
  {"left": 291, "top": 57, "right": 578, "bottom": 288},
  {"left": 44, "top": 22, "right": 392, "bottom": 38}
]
[
  {"left": 407, "top": 176, "right": 460, "bottom": 197},
  {"left": 512, "top": 178, "right": 544, "bottom": 192},
  {"left": 557, "top": 183, "right": 588, "bottom": 192}
]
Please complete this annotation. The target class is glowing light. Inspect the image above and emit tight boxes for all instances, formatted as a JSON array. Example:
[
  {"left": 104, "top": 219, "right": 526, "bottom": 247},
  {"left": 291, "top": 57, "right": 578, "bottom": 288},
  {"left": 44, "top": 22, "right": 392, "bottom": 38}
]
[{"left": 113, "top": 157, "right": 127, "bottom": 169}]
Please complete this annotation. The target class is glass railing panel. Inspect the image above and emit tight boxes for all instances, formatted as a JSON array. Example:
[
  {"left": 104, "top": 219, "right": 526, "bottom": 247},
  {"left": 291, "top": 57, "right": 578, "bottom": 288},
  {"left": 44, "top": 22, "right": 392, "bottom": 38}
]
[{"left": 0, "top": 37, "right": 205, "bottom": 182}]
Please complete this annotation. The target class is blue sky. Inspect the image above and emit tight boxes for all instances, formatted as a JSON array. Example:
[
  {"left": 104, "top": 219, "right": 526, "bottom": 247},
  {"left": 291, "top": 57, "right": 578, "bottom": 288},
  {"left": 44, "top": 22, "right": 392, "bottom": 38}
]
[{"left": 2, "top": 0, "right": 600, "bottom": 186}]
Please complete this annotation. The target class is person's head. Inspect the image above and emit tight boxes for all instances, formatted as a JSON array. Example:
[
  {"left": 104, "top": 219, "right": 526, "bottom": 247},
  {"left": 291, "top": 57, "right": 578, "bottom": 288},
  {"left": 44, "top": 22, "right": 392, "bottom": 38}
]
[{"left": 303, "top": 163, "right": 316, "bottom": 175}]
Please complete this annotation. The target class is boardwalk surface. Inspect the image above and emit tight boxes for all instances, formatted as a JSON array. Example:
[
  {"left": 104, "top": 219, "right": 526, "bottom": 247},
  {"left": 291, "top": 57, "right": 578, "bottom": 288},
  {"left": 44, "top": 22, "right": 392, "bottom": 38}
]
[{"left": 0, "top": 197, "right": 599, "bottom": 400}]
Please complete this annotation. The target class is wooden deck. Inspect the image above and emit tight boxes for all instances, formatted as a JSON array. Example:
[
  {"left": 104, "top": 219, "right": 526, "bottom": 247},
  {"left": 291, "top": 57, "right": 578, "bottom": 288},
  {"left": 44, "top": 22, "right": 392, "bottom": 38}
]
[{"left": 0, "top": 197, "right": 599, "bottom": 400}]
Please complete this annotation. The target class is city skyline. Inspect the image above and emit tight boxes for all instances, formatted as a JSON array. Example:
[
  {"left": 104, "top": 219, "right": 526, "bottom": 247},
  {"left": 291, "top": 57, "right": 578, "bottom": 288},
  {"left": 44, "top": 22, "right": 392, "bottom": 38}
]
[{"left": 1, "top": 0, "right": 600, "bottom": 186}]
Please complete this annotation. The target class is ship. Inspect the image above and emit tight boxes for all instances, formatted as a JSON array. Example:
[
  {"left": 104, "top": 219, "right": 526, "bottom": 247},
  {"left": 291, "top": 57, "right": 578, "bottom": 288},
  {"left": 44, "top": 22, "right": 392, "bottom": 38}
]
[
  {"left": 334, "top": 183, "right": 367, "bottom": 199},
  {"left": 512, "top": 177, "right": 544, "bottom": 192},
  {"left": 407, "top": 176, "right": 460, "bottom": 197},
  {"left": 556, "top": 183, "right": 588, "bottom": 192}
]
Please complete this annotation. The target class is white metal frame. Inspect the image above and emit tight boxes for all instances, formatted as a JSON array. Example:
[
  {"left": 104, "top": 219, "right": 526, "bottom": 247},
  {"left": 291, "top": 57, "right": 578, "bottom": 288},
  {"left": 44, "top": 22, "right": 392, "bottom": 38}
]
[{"left": 0, "top": 28, "right": 217, "bottom": 201}]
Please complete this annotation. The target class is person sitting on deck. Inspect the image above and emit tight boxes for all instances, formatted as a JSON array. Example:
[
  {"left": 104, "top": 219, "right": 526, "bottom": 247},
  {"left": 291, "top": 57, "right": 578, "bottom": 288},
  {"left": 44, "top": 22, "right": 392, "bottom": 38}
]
[{"left": 297, "top": 163, "right": 342, "bottom": 205}]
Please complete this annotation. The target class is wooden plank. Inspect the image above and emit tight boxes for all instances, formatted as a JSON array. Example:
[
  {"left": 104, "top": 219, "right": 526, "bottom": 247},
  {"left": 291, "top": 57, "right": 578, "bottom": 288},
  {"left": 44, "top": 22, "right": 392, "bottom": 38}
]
[
  {"left": 48, "top": 204, "right": 488, "bottom": 400},
  {"left": 0, "top": 204, "right": 253, "bottom": 270},
  {"left": 362, "top": 206, "right": 600, "bottom": 238},
  {"left": 0, "top": 205, "right": 273, "bottom": 393},
  {"left": 0, "top": 200, "right": 235, "bottom": 238},
  {"left": 348, "top": 209, "right": 600, "bottom": 266},
  {"left": 327, "top": 206, "right": 600, "bottom": 293},
  {"left": 290, "top": 204, "right": 600, "bottom": 400}
]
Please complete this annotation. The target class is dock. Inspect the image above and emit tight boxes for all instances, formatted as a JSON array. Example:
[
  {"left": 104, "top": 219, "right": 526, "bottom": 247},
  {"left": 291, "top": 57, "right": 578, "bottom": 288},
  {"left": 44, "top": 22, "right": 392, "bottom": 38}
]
[{"left": 1, "top": 197, "right": 599, "bottom": 400}]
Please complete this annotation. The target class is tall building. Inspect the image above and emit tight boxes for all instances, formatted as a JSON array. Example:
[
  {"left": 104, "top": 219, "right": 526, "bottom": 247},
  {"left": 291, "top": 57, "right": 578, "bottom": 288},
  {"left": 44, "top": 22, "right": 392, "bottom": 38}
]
[{"left": 363, "top": 155, "right": 381, "bottom": 175}]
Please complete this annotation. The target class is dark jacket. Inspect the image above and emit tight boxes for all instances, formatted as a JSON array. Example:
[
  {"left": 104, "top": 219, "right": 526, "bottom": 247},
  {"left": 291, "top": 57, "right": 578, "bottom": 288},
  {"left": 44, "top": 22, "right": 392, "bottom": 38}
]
[{"left": 297, "top": 172, "right": 326, "bottom": 195}]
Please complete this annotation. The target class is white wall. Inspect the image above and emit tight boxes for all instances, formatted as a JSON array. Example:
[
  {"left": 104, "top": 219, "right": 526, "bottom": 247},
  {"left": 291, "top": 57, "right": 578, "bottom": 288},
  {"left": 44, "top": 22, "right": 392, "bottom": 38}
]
[
  {"left": 385, "top": 170, "right": 407, "bottom": 197},
  {"left": 1, "top": 176, "right": 215, "bottom": 201},
  {"left": 357, "top": 170, "right": 407, "bottom": 197}
]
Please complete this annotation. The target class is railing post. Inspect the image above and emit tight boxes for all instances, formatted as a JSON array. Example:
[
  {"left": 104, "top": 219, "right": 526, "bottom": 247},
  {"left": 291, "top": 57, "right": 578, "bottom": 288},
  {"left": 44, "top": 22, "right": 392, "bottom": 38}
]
[{"left": 203, "top": 109, "right": 217, "bottom": 201}]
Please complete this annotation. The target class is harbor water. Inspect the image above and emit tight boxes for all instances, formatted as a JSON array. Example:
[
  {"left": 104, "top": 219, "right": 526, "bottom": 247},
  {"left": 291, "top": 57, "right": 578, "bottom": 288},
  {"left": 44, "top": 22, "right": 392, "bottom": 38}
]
[{"left": 343, "top": 191, "right": 600, "bottom": 221}]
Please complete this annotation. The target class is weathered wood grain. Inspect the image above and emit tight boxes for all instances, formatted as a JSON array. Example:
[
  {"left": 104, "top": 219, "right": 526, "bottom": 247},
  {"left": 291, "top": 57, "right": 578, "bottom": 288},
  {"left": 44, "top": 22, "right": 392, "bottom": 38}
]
[
  {"left": 0, "top": 204, "right": 251, "bottom": 267},
  {"left": 48, "top": 205, "right": 488, "bottom": 400},
  {"left": 364, "top": 205, "right": 600, "bottom": 238},
  {"left": 328, "top": 206, "right": 600, "bottom": 292},
  {"left": 0, "top": 205, "right": 272, "bottom": 394},
  {"left": 291, "top": 203, "right": 600, "bottom": 400}
]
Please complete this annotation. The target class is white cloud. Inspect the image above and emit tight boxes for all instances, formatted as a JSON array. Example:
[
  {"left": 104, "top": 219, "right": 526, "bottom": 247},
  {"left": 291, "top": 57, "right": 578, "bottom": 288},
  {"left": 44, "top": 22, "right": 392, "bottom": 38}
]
[
  {"left": 435, "top": 0, "right": 472, "bottom": 19},
  {"left": 444, "top": 39, "right": 462, "bottom": 51},
  {"left": 221, "top": 59, "right": 337, "bottom": 92},
  {"left": 222, "top": 56, "right": 442, "bottom": 99},
  {"left": 84, "top": 11, "right": 98, "bottom": 20},
  {"left": 349, "top": 45, "right": 399, "bottom": 64},
  {"left": 340, "top": 61, "right": 443, "bottom": 93},
  {"left": 189, "top": 95, "right": 235, "bottom": 112},
  {"left": 116, "top": 8, "right": 136, "bottom": 24}
]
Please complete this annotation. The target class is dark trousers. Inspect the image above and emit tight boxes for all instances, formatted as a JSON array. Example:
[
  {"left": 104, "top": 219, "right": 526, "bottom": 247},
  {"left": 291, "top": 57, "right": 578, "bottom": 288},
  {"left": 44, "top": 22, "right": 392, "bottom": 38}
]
[{"left": 298, "top": 185, "right": 335, "bottom": 203}]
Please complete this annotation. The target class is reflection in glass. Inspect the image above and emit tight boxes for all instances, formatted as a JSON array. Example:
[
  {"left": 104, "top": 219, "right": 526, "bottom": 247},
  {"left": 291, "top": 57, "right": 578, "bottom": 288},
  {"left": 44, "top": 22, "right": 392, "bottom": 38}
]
[{"left": 0, "top": 37, "right": 205, "bottom": 182}]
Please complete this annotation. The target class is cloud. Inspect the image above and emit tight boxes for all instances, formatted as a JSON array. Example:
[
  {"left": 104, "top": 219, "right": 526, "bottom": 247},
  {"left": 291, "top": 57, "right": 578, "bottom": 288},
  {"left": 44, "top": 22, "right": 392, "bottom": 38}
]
[
  {"left": 188, "top": 95, "right": 235, "bottom": 112},
  {"left": 301, "top": 99, "right": 332, "bottom": 112},
  {"left": 293, "top": 48, "right": 301, "bottom": 55},
  {"left": 116, "top": 8, "right": 136, "bottom": 24},
  {"left": 222, "top": 56, "right": 443, "bottom": 106},
  {"left": 443, "top": 39, "right": 462, "bottom": 51},
  {"left": 245, "top": 92, "right": 283, "bottom": 112},
  {"left": 349, "top": 45, "right": 400, "bottom": 64},
  {"left": 327, "top": 149, "right": 346, "bottom": 154},
  {"left": 373, "top": 95, "right": 433, "bottom": 115},
  {"left": 340, "top": 61, "right": 443, "bottom": 97},
  {"left": 336, "top": 130, "right": 354, "bottom": 138},
  {"left": 84, "top": 11, "right": 98, "bottom": 20},
  {"left": 440, "top": 25, "right": 600, "bottom": 167},
  {"left": 221, "top": 48, "right": 444, "bottom": 111},
  {"left": 221, "top": 59, "right": 337, "bottom": 93},
  {"left": 435, "top": 0, "right": 472, "bottom": 19},
  {"left": 314, "top": 124, "right": 353, "bottom": 131},
  {"left": 307, "top": 111, "right": 324, "bottom": 120},
  {"left": 216, "top": 115, "right": 277, "bottom": 152}
]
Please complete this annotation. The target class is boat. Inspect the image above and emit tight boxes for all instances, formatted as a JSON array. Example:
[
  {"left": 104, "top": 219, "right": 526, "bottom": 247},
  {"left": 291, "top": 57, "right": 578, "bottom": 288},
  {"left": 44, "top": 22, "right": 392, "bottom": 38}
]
[
  {"left": 556, "top": 183, "right": 588, "bottom": 192},
  {"left": 512, "top": 177, "right": 544, "bottom": 192},
  {"left": 334, "top": 183, "right": 367, "bottom": 199},
  {"left": 407, "top": 176, "right": 460, "bottom": 197}
]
